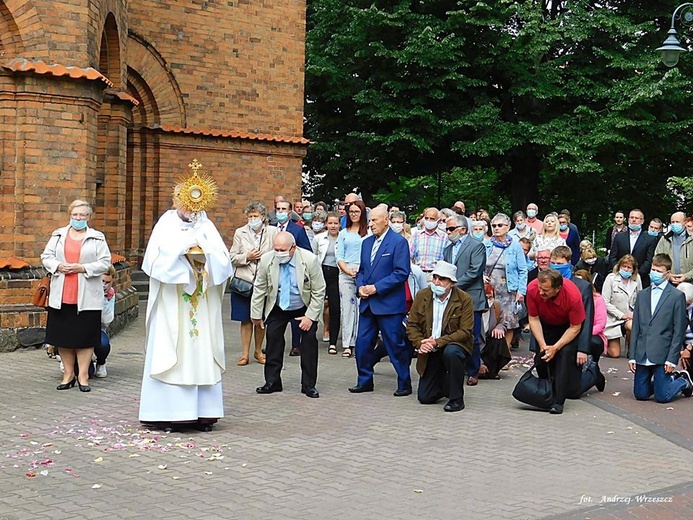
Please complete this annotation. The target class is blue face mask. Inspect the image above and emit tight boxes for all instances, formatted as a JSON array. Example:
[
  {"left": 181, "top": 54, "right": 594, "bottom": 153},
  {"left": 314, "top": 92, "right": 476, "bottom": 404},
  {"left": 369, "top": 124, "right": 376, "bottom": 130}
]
[
  {"left": 550, "top": 262, "right": 572, "bottom": 279},
  {"left": 302, "top": 212, "right": 312, "bottom": 221},
  {"left": 276, "top": 212, "right": 289, "bottom": 223},
  {"left": 670, "top": 223, "right": 684, "bottom": 235},
  {"left": 70, "top": 219, "right": 87, "bottom": 230},
  {"left": 649, "top": 270, "right": 665, "bottom": 286},
  {"left": 429, "top": 282, "right": 447, "bottom": 297},
  {"left": 527, "top": 210, "right": 537, "bottom": 218},
  {"left": 619, "top": 269, "right": 633, "bottom": 279},
  {"left": 559, "top": 224, "right": 568, "bottom": 232},
  {"left": 628, "top": 223, "right": 641, "bottom": 232},
  {"left": 472, "top": 232, "right": 485, "bottom": 241},
  {"left": 648, "top": 230, "right": 659, "bottom": 237}
]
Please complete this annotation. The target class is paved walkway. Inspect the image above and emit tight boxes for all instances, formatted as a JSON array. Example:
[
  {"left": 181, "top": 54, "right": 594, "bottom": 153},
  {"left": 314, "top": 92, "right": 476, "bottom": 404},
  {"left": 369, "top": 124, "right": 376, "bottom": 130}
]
[{"left": 1, "top": 303, "right": 692, "bottom": 520}]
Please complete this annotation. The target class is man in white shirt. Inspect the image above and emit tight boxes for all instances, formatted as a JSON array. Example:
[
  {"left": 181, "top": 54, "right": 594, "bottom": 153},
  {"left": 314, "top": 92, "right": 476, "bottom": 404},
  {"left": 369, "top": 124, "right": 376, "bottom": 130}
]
[{"left": 406, "top": 261, "right": 474, "bottom": 412}]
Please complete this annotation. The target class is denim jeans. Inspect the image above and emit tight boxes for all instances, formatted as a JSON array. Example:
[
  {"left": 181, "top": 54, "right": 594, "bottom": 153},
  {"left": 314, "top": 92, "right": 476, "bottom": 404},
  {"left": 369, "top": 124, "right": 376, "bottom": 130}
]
[{"left": 633, "top": 364, "right": 687, "bottom": 403}]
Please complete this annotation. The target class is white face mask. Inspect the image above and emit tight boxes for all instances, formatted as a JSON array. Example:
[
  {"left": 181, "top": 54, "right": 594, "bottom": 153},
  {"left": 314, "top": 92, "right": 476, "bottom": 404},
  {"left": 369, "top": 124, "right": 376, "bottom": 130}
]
[
  {"left": 585, "top": 258, "right": 597, "bottom": 265},
  {"left": 424, "top": 220, "right": 438, "bottom": 231},
  {"left": 248, "top": 217, "right": 263, "bottom": 230},
  {"left": 274, "top": 251, "right": 291, "bottom": 264},
  {"left": 312, "top": 221, "right": 325, "bottom": 232},
  {"left": 390, "top": 222, "right": 404, "bottom": 233}
]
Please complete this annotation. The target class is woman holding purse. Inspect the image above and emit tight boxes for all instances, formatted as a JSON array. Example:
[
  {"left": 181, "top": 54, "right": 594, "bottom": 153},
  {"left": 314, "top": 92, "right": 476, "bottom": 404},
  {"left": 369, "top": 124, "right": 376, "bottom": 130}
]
[{"left": 230, "top": 201, "right": 278, "bottom": 365}]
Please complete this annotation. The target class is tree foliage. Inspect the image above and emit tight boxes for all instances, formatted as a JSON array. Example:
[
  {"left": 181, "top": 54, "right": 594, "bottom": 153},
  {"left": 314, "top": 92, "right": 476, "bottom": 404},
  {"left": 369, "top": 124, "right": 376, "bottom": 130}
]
[{"left": 304, "top": 0, "right": 693, "bottom": 229}]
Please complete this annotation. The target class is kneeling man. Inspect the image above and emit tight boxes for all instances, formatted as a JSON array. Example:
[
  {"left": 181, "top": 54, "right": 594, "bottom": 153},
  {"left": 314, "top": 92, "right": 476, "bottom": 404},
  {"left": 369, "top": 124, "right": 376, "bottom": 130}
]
[{"left": 406, "top": 261, "right": 474, "bottom": 412}]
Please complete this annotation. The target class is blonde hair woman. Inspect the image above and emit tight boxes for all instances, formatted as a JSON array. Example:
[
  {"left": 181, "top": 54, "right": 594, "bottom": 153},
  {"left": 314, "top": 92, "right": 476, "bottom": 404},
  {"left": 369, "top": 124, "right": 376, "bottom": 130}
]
[
  {"left": 41, "top": 200, "right": 111, "bottom": 392},
  {"left": 602, "top": 254, "right": 641, "bottom": 358},
  {"left": 530, "top": 213, "right": 566, "bottom": 260}
]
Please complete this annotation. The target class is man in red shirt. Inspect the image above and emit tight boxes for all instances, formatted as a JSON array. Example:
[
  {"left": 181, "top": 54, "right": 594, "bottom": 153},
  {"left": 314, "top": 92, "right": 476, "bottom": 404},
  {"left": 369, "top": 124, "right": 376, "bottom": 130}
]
[{"left": 526, "top": 268, "right": 586, "bottom": 414}]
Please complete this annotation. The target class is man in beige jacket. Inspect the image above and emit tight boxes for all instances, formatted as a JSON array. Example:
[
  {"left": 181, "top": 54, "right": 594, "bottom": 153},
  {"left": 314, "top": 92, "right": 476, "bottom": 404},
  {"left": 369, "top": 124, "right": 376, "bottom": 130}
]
[{"left": 251, "top": 232, "right": 326, "bottom": 398}]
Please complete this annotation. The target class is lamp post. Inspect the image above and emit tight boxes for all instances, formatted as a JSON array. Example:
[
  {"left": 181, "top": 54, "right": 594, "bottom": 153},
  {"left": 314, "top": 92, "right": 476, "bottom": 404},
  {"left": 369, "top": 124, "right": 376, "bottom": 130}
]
[{"left": 657, "top": 3, "right": 693, "bottom": 67}]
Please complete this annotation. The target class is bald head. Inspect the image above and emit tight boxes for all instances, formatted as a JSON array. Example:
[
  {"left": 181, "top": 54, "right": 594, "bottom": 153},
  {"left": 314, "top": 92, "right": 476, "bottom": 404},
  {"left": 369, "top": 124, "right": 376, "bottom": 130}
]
[
  {"left": 344, "top": 193, "right": 359, "bottom": 204},
  {"left": 672, "top": 211, "right": 686, "bottom": 224},
  {"left": 369, "top": 206, "right": 389, "bottom": 237},
  {"left": 274, "top": 231, "right": 296, "bottom": 251}
]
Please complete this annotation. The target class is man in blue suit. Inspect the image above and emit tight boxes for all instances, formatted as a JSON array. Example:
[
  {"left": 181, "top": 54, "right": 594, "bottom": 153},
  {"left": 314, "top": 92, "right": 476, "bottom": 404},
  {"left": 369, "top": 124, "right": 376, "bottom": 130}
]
[
  {"left": 629, "top": 253, "right": 693, "bottom": 402},
  {"left": 349, "top": 207, "right": 412, "bottom": 396},
  {"left": 274, "top": 200, "right": 312, "bottom": 356}
]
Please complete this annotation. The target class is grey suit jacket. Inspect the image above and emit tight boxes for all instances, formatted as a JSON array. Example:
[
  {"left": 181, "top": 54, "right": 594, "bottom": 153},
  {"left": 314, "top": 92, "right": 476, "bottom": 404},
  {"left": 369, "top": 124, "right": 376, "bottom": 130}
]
[
  {"left": 443, "top": 236, "right": 488, "bottom": 312},
  {"left": 250, "top": 248, "right": 326, "bottom": 322},
  {"left": 630, "top": 283, "right": 687, "bottom": 366}
]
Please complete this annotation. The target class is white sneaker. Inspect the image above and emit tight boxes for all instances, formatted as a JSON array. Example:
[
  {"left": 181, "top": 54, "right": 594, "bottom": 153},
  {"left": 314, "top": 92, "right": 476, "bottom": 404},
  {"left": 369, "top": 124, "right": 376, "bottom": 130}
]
[
  {"left": 59, "top": 360, "right": 65, "bottom": 374},
  {"left": 94, "top": 364, "right": 107, "bottom": 378}
]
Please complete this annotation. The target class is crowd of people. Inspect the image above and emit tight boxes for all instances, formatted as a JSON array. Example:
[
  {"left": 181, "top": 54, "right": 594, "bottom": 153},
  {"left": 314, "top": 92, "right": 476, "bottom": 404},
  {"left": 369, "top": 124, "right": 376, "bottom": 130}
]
[{"left": 40, "top": 185, "right": 693, "bottom": 429}]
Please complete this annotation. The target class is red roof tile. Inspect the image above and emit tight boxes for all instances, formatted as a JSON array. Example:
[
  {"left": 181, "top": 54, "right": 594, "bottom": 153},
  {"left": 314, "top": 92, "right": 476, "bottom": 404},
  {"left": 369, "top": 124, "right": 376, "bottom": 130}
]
[
  {"left": 105, "top": 89, "right": 140, "bottom": 106},
  {"left": 146, "top": 124, "right": 310, "bottom": 145},
  {"left": 0, "top": 257, "right": 30, "bottom": 269},
  {"left": 2, "top": 59, "right": 114, "bottom": 87},
  {"left": 111, "top": 253, "right": 127, "bottom": 263}
]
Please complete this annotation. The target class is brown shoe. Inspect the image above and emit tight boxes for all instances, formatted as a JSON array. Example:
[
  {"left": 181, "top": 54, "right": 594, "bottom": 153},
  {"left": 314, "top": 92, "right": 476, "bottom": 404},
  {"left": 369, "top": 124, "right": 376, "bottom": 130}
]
[
  {"left": 254, "top": 353, "right": 266, "bottom": 364},
  {"left": 467, "top": 376, "right": 478, "bottom": 386},
  {"left": 237, "top": 357, "right": 249, "bottom": 366},
  {"left": 289, "top": 347, "right": 301, "bottom": 357}
]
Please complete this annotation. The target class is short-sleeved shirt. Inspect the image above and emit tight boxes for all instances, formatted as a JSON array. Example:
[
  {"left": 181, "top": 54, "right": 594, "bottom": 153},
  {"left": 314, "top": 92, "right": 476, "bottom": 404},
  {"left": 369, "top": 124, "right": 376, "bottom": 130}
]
[{"left": 526, "top": 278, "right": 585, "bottom": 327}]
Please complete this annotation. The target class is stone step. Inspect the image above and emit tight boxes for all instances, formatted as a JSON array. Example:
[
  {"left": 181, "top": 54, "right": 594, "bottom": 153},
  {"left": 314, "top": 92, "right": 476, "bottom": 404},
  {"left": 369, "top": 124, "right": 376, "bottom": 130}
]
[{"left": 131, "top": 270, "right": 149, "bottom": 301}]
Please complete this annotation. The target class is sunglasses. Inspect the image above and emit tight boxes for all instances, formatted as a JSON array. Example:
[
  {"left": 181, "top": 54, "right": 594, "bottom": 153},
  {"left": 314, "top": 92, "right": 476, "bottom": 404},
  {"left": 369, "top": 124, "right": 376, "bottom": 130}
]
[
  {"left": 491, "top": 223, "right": 506, "bottom": 228},
  {"left": 445, "top": 226, "right": 460, "bottom": 232}
]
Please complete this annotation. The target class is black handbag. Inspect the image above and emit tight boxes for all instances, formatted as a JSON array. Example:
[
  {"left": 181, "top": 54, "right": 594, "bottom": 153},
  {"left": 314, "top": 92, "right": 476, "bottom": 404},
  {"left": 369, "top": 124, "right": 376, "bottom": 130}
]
[
  {"left": 229, "top": 276, "right": 253, "bottom": 298},
  {"left": 512, "top": 363, "right": 553, "bottom": 410}
]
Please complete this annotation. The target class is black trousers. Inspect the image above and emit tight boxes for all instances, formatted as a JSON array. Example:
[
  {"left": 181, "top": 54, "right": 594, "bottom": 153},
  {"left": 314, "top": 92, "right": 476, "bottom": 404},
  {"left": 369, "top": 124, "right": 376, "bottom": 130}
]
[
  {"left": 322, "top": 265, "right": 341, "bottom": 345},
  {"left": 534, "top": 323, "right": 581, "bottom": 405},
  {"left": 264, "top": 305, "right": 318, "bottom": 390},
  {"left": 417, "top": 344, "right": 467, "bottom": 404}
]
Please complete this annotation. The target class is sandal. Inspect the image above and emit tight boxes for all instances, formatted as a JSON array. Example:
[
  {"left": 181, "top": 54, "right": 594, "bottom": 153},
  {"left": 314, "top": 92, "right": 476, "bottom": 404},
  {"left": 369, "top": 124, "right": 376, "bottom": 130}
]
[
  {"left": 254, "top": 353, "right": 266, "bottom": 364},
  {"left": 342, "top": 348, "right": 352, "bottom": 358},
  {"left": 328, "top": 345, "right": 338, "bottom": 355},
  {"left": 237, "top": 357, "right": 249, "bottom": 366}
]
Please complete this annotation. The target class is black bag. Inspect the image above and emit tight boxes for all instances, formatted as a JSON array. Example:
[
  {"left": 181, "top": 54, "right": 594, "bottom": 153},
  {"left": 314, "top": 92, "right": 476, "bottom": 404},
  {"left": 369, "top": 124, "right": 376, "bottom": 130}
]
[
  {"left": 229, "top": 276, "right": 253, "bottom": 298},
  {"left": 512, "top": 363, "right": 553, "bottom": 410},
  {"left": 481, "top": 335, "right": 512, "bottom": 379}
]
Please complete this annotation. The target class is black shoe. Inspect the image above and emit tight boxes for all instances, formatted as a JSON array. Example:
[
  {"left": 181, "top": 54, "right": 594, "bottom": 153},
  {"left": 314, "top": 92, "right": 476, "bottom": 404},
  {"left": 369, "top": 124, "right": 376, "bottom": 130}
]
[
  {"left": 596, "top": 369, "right": 606, "bottom": 392},
  {"left": 348, "top": 383, "right": 374, "bottom": 393},
  {"left": 675, "top": 370, "right": 693, "bottom": 397},
  {"left": 549, "top": 403, "right": 564, "bottom": 414},
  {"left": 443, "top": 398, "right": 465, "bottom": 412},
  {"left": 194, "top": 422, "right": 214, "bottom": 432},
  {"left": 78, "top": 382, "right": 91, "bottom": 393},
  {"left": 393, "top": 387, "right": 412, "bottom": 397},
  {"left": 256, "top": 382, "right": 283, "bottom": 394},
  {"left": 301, "top": 387, "right": 320, "bottom": 398},
  {"left": 57, "top": 378, "right": 76, "bottom": 390},
  {"left": 289, "top": 347, "right": 301, "bottom": 356}
]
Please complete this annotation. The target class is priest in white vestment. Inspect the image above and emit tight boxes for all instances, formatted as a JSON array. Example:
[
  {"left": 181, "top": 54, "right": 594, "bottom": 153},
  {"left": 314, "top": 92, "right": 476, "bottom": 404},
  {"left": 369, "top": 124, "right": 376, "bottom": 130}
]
[{"left": 139, "top": 161, "right": 232, "bottom": 432}]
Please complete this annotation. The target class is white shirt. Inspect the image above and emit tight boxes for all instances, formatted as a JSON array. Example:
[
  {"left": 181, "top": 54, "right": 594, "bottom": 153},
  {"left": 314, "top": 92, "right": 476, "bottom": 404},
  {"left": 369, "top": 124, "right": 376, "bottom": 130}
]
[
  {"left": 629, "top": 230, "right": 641, "bottom": 253},
  {"left": 432, "top": 290, "right": 452, "bottom": 339}
]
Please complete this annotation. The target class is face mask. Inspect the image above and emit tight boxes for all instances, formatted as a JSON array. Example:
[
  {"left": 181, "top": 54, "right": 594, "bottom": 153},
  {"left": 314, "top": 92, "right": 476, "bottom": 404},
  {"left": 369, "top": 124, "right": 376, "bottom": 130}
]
[
  {"left": 424, "top": 220, "right": 438, "bottom": 231},
  {"left": 619, "top": 269, "right": 633, "bottom": 279},
  {"left": 276, "top": 212, "right": 289, "bottom": 224},
  {"left": 628, "top": 223, "right": 641, "bottom": 232},
  {"left": 274, "top": 251, "right": 291, "bottom": 264},
  {"left": 585, "top": 258, "right": 597, "bottom": 265},
  {"left": 390, "top": 222, "right": 404, "bottom": 233},
  {"left": 103, "top": 283, "right": 111, "bottom": 293},
  {"left": 70, "top": 219, "right": 87, "bottom": 230},
  {"left": 648, "top": 230, "right": 659, "bottom": 237},
  {"left": 550, "top": 262, "right": 572, "bottom": 279},
  {"left": 472, "top": 232, "right": 485, "bottom": 240},
  {"left": 429, "top": 282, "right": 447, "bottom": 297},
  {"left": 448, "top": 232, "right": 461, "bottom": 244},
  {"left": 437, "top": 222, "right": 446, "bottom": 232},
  {"left": 559, "top": 224, "right": 568, "bottom": 232},
  {"left": 527, "top": 210, "right": 537, "bottom": 218},
  {"left": 649, "top": 270, "right": 665, "bottom": 286},
  {"left": 671, "top": 223, "right": 684, "bottom": 235},
  {"left": 516, "top": 222, "right": 526, "bottom": 230},
  {"left": 312, "top": 221, "right": 325, "bottom": 232},
  {"left": 302, "top": 212, "right": 312, "bottom": 221},
  {"left": 248, "top": 217, "right": 263, "bottom": 231}
]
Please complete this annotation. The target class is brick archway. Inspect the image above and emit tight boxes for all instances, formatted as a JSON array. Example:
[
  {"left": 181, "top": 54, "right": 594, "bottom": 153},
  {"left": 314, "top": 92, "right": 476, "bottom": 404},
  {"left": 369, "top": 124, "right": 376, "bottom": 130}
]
[
  {"left": 0, "top": 1, "right": 23, "bottom": 56},
  {"left": 0, "top": 0, "right": 49, "bottom": 58}
]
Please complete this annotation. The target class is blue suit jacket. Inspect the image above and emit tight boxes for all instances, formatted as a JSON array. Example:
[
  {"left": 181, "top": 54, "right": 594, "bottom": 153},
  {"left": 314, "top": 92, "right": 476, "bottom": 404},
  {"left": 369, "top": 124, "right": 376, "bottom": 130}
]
[
  {"left": 278, "top": 221, "right": 313, "bottom": 252},
  {"left": 357, "top": 230, "right": 411, "bottom": 315}
]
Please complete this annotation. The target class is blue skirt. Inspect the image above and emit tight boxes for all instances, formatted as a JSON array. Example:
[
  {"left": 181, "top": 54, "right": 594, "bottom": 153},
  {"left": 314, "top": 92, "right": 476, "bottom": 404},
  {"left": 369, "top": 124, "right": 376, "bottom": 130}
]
[{"left": 230, "top": 291, "right": 251, "bottom": 322}]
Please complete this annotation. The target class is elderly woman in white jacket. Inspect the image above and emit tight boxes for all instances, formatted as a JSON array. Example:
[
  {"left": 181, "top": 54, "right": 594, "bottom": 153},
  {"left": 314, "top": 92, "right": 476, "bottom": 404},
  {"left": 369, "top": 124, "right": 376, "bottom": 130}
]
[
  {"left": 602, "top": 254, "right": 642, "bottom": 358},
  {"left": 41, "top": 200, "right": 111, "bottom": 392}
]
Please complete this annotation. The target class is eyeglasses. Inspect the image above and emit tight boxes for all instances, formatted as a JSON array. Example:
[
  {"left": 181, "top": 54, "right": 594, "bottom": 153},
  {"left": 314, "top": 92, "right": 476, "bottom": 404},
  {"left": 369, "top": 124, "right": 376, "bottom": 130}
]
[
  {"left": 348, "top": 210, "right": 361, "bottom": 215},
  {"left": 445, "top": 226, "right": 460, "bottom": 232},
  {"left": 491, "top": 223, "right": 506, "bottom": 228}
]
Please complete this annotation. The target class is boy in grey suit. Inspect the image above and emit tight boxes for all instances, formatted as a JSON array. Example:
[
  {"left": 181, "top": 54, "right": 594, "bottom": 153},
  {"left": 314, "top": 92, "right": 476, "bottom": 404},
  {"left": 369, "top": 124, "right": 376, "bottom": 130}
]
[{"left": 629, "top": 253, "right": 693, "bottom": 402}]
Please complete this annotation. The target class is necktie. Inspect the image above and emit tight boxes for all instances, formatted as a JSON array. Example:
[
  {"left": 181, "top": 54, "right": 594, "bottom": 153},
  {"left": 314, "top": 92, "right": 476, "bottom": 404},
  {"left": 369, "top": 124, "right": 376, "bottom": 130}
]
[
  {"left": 371, "top": 238, "right": 381, "bottom": 264},
  {"left": 279, "top": 264, "right": 291, "bottom": 310}
]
